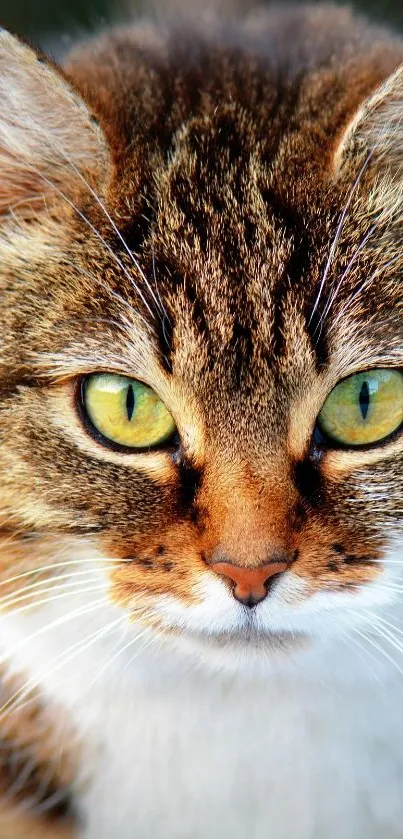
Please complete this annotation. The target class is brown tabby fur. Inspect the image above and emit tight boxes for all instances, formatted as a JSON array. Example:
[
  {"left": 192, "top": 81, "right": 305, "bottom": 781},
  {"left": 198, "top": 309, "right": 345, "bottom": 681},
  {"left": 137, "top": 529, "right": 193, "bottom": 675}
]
[{"left": 0, "top": 2, "right": 403, "bottom": 829}]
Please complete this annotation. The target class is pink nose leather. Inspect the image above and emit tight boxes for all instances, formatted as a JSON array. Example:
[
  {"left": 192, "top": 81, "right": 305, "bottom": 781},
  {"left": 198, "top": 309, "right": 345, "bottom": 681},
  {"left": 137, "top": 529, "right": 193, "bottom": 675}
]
[{"left": 210, "top": 561, "right": 288, "bottom": 605}]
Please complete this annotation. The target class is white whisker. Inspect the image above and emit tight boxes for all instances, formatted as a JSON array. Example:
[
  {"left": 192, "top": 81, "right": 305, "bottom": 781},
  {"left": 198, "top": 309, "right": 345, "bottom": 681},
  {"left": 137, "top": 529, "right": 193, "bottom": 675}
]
[
  {"left": 329, "top": 250, "right": 401, "bottom": 334},
  {"left": 0, "top": 556, "right": 129, "bottom": 591},
  {"left": 55, "top": 148, "right": 166, "bottom": 322},
  {"left": 317, "top": 224, "right": 376, "bottom": 330},
  {"left": 353, "top": 625, "right": 403, "bottom": 677},
  {"left": 339, "top": 626, "right": 384, "bottom": 685},
  {"left": 14, "top": 161, "right": 155, "bottom": 328},
  {"left": 0, "top": 570, "right": 101, "bottom": 606},
  {"left": 365, "top": 619, "right": 403, "bottom": 658},
  {"left": 0, "top": 597, "right": 107, "bottom": 672},
  {"left": 309, "top": 150, "right": 373, "bottom": 324},
  {"left": 0, "top": 616, "right": 123, "bottom": 725},
  {"left": 60, "top": 257, "right": 151, "bottom": 333},
  {"left": 0, "top": 584, "right": 106, "bottom": 616}
]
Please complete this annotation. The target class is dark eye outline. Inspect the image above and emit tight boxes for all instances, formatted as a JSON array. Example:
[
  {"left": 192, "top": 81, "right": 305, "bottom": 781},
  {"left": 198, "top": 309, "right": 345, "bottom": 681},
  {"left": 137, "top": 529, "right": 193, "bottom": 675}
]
[
  {"left": 313, "top": 368, "right": 403, "bottom": 452},
  {"left": 75, "top": 374, "right": 180, "bottom": 455}
]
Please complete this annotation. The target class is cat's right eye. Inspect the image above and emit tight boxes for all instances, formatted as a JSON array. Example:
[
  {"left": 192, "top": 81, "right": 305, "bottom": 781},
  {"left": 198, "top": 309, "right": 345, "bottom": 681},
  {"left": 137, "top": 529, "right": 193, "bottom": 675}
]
[
  {"left": 81, "top": 373, "right": 177, "bottom": 450},
  {"left": 317, "top": 369, "right": 403, "bottom": 448}
]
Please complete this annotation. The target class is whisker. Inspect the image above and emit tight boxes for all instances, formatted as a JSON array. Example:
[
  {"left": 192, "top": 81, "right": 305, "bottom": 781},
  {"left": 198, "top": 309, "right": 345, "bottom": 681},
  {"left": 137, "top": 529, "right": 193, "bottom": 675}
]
[
  {"left": 1, "top": 599, "right": 112, "bottom": 740},
  {"left": 364, "top": 582, "right": 403, "bottom": 594},
  {"left": 119, "top": 626, "right": 171, "bottom": 679},
  {"left": 0, "top": 616, "right": 123, "bottom": 725},
  {"left": 3, "top": 111, "right": 172, "bottom": 344},
  {"left": 23, "top": 784, "right": 73, "bottom": 818},
  {"left": 353, "top": 625, "right": 403, "bottom": 677},
  {"left": 0, "top": 598, "right": 107, "bottom": 672},
  {"left": 371, "top": 559, "right": 403, "bottom": 564},
  {"left": 3, "top": 754, "right": 38, "bottom": 804},
  {"left": 87, "top": 625, "right": 151, "bottom": 689},
  {"left": 0, "top": 584, "right": 106, "bottom": 616},
  {"left": 365, "top": 619, "right": 403, "bottom": 659},
  {"left": 365, "top": 611, "right": 403, "bottom": 633},
  {"left": 60, "top": 257, "right": 151, "bottom": 333},
  {"left": 9, "top": 157, "right": 155, "bottom": 328},
  {"left": 0, "top": 570, "right": 101, "bottom": 605},
  {"left": 316, "top": 224, "right": 376, "bottom": 330},
  {"left": 340, "top": 628, "right": 384, "bottom": 684},
  {"left": 328, "top": 251, "right": 401, "bottom": 334},
  {"left": 56, "top": 149, "right": 166, "bottom": 322},
  {"left": 308, "top": 149, "right": 374, "bottom": 324},
  {"left": 151, "top": 240, "right": 171, "bottom": 336},
  {"left": 0, "top": 556, "right": 131, "bottom": 590}
]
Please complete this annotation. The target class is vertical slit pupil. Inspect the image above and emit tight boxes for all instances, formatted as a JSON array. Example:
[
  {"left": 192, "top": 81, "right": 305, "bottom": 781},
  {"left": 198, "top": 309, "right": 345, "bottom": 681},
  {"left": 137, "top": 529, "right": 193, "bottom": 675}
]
[
  {"left": 126, "top": 384, "right": 135, "bottom": 421},
  {"left": 359, "top": 380, "right": 370, "bottom": 420}
]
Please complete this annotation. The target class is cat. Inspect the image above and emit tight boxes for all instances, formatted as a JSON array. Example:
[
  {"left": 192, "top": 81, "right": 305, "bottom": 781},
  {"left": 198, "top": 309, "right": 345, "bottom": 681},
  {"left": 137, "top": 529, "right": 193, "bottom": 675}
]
[{"left": 0, "top": 2, "right": 403, "bottom": 837}]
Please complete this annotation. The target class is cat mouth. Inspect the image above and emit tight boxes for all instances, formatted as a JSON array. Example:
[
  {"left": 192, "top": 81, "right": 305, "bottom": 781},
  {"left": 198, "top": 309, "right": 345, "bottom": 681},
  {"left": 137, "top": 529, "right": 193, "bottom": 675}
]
[
  {"left": 153, "top": 603, "right": 310, "bottom": 656},
  {"left": 173, "top": 623, "right": 309, "bottom": 656},
  {"left": 198, "top": 628, "right": 305, "bottom": 646}
]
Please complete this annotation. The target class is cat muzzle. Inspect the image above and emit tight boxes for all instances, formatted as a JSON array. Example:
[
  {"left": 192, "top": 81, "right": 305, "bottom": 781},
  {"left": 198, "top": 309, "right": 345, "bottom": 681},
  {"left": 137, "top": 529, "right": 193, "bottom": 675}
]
[{"left": 208, "top": 560, "right": 288, "bottom": 607}]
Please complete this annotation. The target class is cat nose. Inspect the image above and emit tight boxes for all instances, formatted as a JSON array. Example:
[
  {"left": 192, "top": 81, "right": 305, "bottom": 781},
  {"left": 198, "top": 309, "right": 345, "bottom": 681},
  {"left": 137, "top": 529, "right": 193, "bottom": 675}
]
[{"left": 209, "top": 560, "right": 288, "bottom": 607}]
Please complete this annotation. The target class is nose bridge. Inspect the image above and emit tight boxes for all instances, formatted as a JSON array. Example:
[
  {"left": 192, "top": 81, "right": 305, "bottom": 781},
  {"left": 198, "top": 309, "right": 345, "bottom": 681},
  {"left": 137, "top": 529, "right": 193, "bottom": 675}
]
[{"left": 200, "top": 457, "right": 292, "bottom": 566}]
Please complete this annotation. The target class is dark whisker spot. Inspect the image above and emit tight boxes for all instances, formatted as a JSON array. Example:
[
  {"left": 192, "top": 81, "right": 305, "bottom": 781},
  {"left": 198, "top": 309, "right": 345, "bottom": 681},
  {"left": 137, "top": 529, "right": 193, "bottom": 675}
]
[
  {"left": 327, "top": 560, "right": 339, "bottom": 572},
  {"left": 163, "top": 561, "right": 174, "bottom": 572},
  {"left": 139, "top": 558, "right": 154, "bottom": 568}
]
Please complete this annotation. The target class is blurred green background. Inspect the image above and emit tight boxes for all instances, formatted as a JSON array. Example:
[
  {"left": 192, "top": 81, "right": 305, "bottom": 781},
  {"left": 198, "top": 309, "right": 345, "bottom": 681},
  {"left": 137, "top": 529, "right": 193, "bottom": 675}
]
[{"left": 0, "top": 0, "right": 402, "bottom": 49}]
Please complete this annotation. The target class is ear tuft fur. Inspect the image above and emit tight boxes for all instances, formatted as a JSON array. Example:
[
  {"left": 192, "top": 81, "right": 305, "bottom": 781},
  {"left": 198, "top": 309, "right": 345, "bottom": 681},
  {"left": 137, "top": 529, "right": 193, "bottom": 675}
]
[
  {"left": 334, "top": 63, "right": 403, "bottom": 177},
  {"left": 0, "top": 30, "right": 108, "bottom": 217}
]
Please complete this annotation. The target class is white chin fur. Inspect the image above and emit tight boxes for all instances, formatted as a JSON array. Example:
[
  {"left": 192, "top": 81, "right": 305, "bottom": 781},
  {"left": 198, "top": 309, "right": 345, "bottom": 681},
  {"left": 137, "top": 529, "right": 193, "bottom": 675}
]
[{"left": 155, "top": 551, "right": 400, "bottom": 635}]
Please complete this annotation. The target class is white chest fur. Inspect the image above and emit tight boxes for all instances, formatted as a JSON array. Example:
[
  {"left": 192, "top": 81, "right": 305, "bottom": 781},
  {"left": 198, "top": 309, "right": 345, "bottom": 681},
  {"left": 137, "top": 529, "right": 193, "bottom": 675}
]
[
  {"left": 1, "top": 586, "right": 403, "bottom": 839},
  {"left": 77, "top": 653, "right": 403, "bottom": 839}
]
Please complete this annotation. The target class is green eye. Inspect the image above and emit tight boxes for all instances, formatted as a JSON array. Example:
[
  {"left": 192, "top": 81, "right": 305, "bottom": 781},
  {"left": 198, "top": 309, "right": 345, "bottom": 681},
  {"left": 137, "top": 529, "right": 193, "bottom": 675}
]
[
  {"left": 317, "top": 369, "right": 403, "bottom": 447},
  {"left": 82, "top": 374, "right": 176, "bottom": 450}
]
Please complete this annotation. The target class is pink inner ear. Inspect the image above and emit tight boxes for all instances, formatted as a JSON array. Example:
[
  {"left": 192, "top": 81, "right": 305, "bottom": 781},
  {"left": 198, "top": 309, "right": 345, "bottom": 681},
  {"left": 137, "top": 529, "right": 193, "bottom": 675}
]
[{"left": 0, "top": 30, "right": 109, "bottom": 218}]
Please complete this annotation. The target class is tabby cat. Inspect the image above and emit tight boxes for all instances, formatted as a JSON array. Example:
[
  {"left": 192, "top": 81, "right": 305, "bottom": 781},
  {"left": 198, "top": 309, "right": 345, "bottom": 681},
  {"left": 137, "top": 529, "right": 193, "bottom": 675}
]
[{"left": 0, "top": 3, "right": 403, "bottom": 837}]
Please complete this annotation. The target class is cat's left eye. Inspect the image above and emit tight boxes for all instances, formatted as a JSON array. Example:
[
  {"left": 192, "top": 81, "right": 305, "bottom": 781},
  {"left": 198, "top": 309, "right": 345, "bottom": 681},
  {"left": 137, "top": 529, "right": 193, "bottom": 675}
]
[
  {"left": 317, "top": 369, "right": 403, "bottom": 448},
  {"left": 82, "top": 374, "right": 177, "bottom": 450}
]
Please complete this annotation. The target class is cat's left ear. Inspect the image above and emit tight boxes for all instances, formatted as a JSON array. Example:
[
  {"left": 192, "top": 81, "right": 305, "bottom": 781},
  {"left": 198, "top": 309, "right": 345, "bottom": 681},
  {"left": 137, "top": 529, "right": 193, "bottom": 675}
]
[
  {"left": 0, "top": 30, "right": 108, "bottom": 215},
  {"left": 334, "top": 64, "right": 403, "bottom": 178}
]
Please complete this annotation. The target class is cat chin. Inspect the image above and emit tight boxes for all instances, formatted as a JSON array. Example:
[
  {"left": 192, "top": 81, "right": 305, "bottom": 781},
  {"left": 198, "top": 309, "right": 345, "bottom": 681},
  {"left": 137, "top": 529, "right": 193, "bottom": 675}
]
[{"left": 167, "top": 626, "right": 310, "bottom": 674}]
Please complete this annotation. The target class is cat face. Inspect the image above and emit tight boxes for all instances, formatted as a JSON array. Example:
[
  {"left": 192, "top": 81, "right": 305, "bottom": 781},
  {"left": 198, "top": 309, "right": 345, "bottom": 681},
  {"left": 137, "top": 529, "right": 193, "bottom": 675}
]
[{"left": 0, "top": 8, "right": 403, "bottom": 665}]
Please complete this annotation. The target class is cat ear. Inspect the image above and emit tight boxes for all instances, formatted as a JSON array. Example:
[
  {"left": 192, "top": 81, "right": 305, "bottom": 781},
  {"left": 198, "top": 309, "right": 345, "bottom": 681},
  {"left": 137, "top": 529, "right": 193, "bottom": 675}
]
[
  {"left": 334, "top": 64, "right": 403, "bottom": 179},
  {"left": 0, "top": 30, "right": 108, "bottom": 216}
]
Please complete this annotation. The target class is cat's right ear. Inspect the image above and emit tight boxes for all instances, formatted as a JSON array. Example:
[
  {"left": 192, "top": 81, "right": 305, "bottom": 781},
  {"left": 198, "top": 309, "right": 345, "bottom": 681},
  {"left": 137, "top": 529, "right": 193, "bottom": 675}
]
[
  {"left": 333, "top": 63, "right": 403, "bottom": 180},
  {"left": 0, "top": 30, "right": 108, "bottom": 216}
]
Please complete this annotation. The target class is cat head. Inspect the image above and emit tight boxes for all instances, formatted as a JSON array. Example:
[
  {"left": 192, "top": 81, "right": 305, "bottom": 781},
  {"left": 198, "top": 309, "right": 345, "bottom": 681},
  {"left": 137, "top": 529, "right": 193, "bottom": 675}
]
[{"left": 0, "top": 6, "right": 403, "bottom": 669}]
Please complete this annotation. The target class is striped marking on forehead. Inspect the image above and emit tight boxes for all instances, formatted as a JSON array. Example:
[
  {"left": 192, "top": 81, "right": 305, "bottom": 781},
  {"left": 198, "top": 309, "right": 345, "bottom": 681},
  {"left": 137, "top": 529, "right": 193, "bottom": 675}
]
[{"left": 150, "top": 217, "right": 325, "bottom": 382}]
